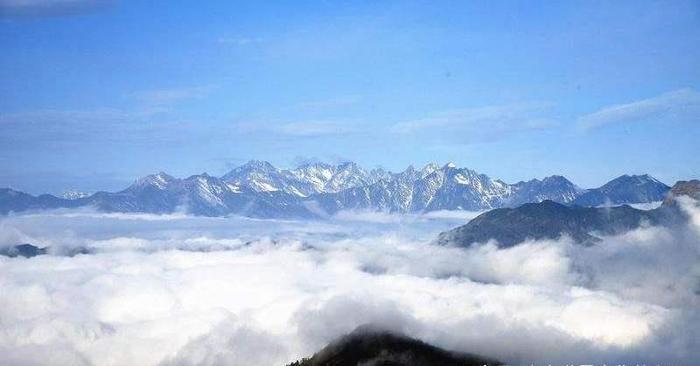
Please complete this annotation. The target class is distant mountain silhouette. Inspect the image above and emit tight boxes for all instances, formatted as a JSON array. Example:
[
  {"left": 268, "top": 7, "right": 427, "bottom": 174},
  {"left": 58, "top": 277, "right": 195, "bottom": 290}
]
[{"left": 572, "top": 174, "right": 669, "bottom": 206}]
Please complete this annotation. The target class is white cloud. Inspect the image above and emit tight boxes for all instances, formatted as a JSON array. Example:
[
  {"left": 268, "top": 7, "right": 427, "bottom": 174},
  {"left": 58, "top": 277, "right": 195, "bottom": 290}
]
[
  {"left": 390, "top": 103, "right": 557, "bottom": 144},
  {"left": 0, "top": 205, "right": 698, "bottom": 365},
  {"left": 577, "top": 88, "right": 700, "bottom": 130}
]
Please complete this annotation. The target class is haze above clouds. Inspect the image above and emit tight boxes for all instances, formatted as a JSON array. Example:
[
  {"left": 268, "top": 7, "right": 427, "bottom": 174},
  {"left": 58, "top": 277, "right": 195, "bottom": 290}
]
[{"left": 0, "top": 203, "right": 698, "bottom": 366}]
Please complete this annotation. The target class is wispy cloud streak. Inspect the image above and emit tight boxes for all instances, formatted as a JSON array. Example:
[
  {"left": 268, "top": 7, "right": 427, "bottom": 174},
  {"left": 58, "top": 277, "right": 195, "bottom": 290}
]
[{"left": 577, "top": 88, "right": 700, "bottom": 130}]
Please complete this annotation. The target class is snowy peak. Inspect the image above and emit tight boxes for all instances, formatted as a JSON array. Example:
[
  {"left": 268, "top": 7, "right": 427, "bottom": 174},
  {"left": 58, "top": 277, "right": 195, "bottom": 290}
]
[
  {"left": 324, "top": 162, "right": 373, "bottom": 192},
  {"left": 221, "top": 160, "right": 385, "bottom": 196},
  {"left": 510, "top": 175, "right": 580, "bottom": 205},
  {"left": 288, "top": 163, "right": 336, "bottom": 194},
  {"left": 420, "top": 163, "right": 441, "bottom": 177},
  {"left": 221, "top": 160, "right": 286, "bottom": 193},
  {"left": 131, "top": 172, "right": 177, "bottom": 190}
]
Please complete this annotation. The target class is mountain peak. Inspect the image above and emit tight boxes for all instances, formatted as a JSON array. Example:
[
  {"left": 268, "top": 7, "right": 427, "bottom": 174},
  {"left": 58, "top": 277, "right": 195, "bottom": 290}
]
[
  {"left": 542, "top": 174, "right": 566, "bottom": 181},
  {"left": 609, "top": 174, "right": 663, "bottom": 185},
  {"left": 286, "top": 325, "right": 499, "bottom": 366},
  {"left": 540, "top": 175, "right": 576, "bottom": 186},
  {"left": 573, "top": 174, "right": 670, "bottom": 206},
  {"left": 420, "top": 163, "right": 441, "bottom": 176},
  {"left": 242, "top": 160, "right": 276, "bottom": 171},
  {"left": 133, "top": 172, "right": 176, "bottom": 190}
]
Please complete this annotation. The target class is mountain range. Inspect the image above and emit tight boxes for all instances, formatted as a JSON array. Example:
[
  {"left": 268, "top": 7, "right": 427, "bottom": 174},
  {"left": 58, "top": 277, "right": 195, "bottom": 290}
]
[
  {"left": 437, "top": 180, "right": 700, "bottom": 248},
  {"left": 0, "top": 160, "right": 672, "bottom": 218}
]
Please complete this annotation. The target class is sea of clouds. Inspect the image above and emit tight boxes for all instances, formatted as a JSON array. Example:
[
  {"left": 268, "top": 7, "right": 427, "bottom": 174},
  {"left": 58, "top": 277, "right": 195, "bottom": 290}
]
[{"left": 0, "top": 203, "right": 698, "bottom": 366}]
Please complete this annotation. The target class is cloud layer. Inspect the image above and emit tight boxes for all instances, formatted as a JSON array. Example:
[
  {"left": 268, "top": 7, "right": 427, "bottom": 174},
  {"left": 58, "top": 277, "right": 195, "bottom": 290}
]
[{"left": 0, "top": 205, "right": 698, "bottom": 366}]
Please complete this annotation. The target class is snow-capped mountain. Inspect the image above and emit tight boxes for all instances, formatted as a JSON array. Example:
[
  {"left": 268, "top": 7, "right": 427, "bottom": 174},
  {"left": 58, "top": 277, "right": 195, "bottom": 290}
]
[
  {"left": 86, "top": 171, "right": 315, "bottom": 218},
  {"left": 0, "top": 161, "right": 674, "bottom": 218},
  {"left": 508, "top": 175, "right": 582, "bottom": 206},
  {"left": 221, "top": 160, "right": 388, "bottom": 197},
  {"left": 312, "top": 163, "right": 579, "bottom": 213}
]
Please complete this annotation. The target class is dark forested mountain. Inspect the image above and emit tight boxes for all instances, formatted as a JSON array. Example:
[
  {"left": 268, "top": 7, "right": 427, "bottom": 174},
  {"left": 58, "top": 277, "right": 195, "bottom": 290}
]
[
  {"left": 0, "top": 161, "right": 679, "bottom": 218},
  {"left": 286, "top": 325, "right": 500, "bottom": 366},
  {"left": 437, "top": 180, "right": 698, "bottom": 248}
]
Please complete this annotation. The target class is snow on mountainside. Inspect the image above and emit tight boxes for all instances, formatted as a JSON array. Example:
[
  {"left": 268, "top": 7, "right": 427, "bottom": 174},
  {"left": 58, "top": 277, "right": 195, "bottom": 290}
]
[
  {"left": 508, "top": 175, "right": 581, "bottom": 206},
  {"left": 0, "top": 161, "right": 675, "bottom": 218},
  {"left": 221, "top": 160, "right": 387, "bottom": 197},
  {"left": 312, "top": 163, "right": 580, "bottom": 213}
]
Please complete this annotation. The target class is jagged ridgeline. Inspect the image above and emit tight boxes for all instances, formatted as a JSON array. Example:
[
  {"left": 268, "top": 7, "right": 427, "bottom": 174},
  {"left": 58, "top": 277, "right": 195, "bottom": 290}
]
[{"left": 0, "top": 160, "right": 671, "bottom": 218}]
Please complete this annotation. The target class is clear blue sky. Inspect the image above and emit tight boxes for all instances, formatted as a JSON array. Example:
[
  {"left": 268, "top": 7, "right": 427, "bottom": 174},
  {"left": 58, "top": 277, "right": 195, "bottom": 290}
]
[{"left": 1, "top": 0, "right": 699, "bottom": 194}]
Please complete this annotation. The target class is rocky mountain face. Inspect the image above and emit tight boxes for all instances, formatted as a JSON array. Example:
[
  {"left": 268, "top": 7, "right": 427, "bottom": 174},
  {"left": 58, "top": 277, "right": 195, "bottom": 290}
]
[
  {"left": 437, "top": 180, "right": 697, "bottom": 248},
  {"left": 84, "top": 172, "right": 316, "bottom": 218},
  {"left": 663, "top": 179, "right": 700, "bottom": 203},
  {"left": 312, "top": 163, "right": 583, "bottom": 213},
  {"left": 0, "top": 161, "right": 680, "bottom": 218},
  {"left": 221, "top": 160, "right": 388, "bottom": 197},
  {"left": 285, "top": 325, "right": 500, "bottom": 366}
]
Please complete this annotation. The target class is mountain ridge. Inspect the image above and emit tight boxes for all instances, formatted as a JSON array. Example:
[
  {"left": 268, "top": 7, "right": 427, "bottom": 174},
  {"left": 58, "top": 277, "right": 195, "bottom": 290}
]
[
  {"left": 437, "top": 180, "right": 698, "bottom": 248},
  {"left": 0, "top": 161, "right": 673, "bottom": 218}
]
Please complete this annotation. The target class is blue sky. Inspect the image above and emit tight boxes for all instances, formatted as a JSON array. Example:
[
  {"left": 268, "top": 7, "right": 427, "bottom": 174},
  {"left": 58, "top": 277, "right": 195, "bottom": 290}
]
[{"left": 1, "top": 0, "right": 699, "bottom": 194}]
